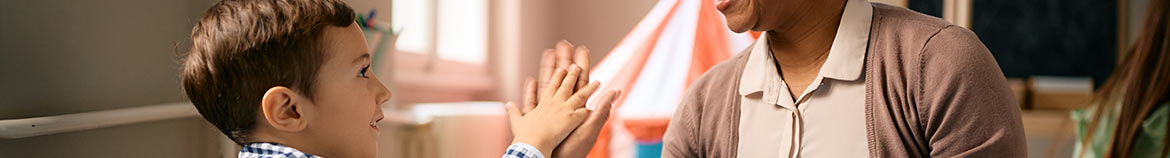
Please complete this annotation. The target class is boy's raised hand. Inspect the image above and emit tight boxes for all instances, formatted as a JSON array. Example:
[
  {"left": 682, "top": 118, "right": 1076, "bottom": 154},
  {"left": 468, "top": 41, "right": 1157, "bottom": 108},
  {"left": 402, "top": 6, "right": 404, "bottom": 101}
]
[
  {"left": 530, "top": 40, "right": 621, "bottom": 158},
  {"left": 506, "top": 65, "right": 601, "bottom": 157}
]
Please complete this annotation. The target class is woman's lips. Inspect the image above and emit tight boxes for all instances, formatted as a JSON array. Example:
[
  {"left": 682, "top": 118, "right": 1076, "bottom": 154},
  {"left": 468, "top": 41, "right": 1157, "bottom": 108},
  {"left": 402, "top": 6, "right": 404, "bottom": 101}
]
[{"left": 716, "top": 0, "right": 735, "bottom": 12}]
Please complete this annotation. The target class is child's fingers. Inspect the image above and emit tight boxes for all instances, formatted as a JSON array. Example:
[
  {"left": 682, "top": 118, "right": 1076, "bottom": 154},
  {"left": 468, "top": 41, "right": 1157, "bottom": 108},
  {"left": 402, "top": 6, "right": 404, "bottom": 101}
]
[
  {"left": 541, "top": 68, "right": 567, "bottom": 102},
  {"left": 566, "top": 82, "right": 601, "bottom": 109},
  {"left": 522, "top": 78, "right": 538, "bottom": 114},
  {"left": 505, "top": 102, "right": 522, "bottom": 123},
  {"left": 570, "top": 107, "right": 590, "bottom": 124},
  {"left": 573, "top": 46, "right": 591, "bottom": 91},
  {"left": 538, "top": 49, "right": 556, "bottom": 96},
  {"left": 555, "top": 65, "right": 582, "bottom": 100}
]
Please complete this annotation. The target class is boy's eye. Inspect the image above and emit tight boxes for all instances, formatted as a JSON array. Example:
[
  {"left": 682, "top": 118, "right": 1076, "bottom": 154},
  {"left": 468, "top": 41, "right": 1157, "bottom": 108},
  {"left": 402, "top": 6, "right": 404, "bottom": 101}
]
[{"left": 359, "top": 65, "right": 370, "bottom": 78}]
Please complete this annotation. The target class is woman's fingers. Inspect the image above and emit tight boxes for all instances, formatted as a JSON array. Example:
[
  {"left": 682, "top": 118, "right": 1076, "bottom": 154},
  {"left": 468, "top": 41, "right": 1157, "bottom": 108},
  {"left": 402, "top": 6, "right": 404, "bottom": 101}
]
[
  {"left": 574, "top": 46, "right": 591, "bottom": 91},
  {"left": 586, "top": 90, "right": 620, "bottom": 126},
  {"left": 538, "top": 50, "right": 556, "bottom": 99},
  {"left": 555, "top": 40, "right": 574, "bottom": 69}
]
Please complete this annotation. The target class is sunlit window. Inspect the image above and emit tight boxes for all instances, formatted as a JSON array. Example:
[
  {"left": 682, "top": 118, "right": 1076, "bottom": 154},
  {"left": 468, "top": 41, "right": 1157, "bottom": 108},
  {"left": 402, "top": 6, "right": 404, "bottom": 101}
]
[
  {"left": 390, "top": 0, "right": 432, "bottom": 54},
  {"left": 392, "top": 0, "right": 487, "bottom": 64}
]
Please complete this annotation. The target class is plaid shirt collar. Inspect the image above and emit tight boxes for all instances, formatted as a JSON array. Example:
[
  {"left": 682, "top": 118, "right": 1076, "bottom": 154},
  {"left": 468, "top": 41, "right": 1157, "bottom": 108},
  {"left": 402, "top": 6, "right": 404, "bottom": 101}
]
[{"left": 239, "top": 142, "right": 321, "bottom": 158}]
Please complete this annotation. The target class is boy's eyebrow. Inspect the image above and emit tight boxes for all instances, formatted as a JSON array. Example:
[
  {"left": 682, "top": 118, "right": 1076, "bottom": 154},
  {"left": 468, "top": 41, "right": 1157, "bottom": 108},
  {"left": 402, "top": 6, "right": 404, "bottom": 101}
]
[{"left": 354, "top": 53, "right": 370, "bottom": 64}]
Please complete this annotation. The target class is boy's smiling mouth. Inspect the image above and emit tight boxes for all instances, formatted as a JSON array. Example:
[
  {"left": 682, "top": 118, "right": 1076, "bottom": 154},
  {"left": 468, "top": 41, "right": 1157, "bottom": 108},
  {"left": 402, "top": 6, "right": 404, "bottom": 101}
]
[{"left": 370, "top": 115, "right": 384, "bottom": 130}]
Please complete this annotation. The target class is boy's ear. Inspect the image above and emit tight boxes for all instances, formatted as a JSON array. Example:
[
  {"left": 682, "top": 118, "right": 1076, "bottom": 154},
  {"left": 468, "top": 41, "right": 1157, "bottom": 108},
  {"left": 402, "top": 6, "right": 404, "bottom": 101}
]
[{"left": 260, "top": 86, "right": 308, "bottom": 132}]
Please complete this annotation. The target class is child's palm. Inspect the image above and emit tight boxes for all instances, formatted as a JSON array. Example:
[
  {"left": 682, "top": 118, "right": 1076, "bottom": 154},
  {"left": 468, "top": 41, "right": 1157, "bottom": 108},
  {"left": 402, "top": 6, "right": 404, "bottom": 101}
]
[{"left": 506, "top": 65, "right": 599, "bottom": 156}]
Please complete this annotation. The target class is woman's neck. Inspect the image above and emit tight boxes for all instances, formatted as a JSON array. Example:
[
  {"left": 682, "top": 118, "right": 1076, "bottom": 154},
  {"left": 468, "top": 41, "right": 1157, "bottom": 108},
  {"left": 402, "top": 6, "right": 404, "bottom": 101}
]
[{"left": 764, "top": 1, "right": 845, "bottom": 70}]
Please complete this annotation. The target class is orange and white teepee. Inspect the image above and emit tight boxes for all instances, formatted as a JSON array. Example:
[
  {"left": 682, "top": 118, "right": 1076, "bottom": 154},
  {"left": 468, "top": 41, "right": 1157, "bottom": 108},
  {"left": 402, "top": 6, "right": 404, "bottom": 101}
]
[{"left": 585, "top": 0, "right": 757, "bottom": 157}]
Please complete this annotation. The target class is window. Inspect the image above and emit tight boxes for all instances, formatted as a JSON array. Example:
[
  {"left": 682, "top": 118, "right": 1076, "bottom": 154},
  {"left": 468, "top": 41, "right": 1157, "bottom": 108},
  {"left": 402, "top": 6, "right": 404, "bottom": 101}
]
[
  {"left": 388, "top": 0, "right": 495, "bottom": 106},
  {"left": 392, "top": 0, "right": 487, "bottom": 64}
]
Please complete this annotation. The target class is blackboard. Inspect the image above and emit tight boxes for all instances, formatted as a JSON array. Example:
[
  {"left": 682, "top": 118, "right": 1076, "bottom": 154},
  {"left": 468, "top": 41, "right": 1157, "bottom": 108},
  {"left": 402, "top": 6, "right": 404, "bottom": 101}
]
[{"left": 909, "top": 0, "right": 1118, "bottom": 86}]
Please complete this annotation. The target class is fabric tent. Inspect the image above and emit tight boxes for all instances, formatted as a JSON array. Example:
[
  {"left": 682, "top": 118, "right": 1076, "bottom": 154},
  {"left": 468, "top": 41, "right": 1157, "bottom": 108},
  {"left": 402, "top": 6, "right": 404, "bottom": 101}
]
[{"left": 585, "top": 0, "right": 757, "bottom": 157}]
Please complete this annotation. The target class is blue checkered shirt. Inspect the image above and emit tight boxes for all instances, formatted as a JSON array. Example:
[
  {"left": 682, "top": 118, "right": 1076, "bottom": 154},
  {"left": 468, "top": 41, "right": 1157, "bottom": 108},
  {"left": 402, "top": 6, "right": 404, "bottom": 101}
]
[
  {"left": 502, "top": 143, "right": 545, "bottom": 158},
  {"left": 238, "top": 142, "right": 541, "bottom": 158},
  {"left": 238, "top": 142, "right": 320, "bottom": 158}
]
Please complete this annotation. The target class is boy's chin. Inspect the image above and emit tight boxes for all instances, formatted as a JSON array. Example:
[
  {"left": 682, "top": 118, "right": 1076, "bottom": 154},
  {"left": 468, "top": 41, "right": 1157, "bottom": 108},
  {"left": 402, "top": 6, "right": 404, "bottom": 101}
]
[
  {"left": 336, "top": 136, "right": 379, "bottom": 157},
  {"left": 347, "top": 144, "right": 379, "bottom": 158},
  {"left": 360, "top": 139, "right": 379, "bottom": 153},
  {"left": 360, "top": 151, "right": 377, "bottom": 158},
  {"left": 364, "top": 138, "right": 380, "bottom": 157}
]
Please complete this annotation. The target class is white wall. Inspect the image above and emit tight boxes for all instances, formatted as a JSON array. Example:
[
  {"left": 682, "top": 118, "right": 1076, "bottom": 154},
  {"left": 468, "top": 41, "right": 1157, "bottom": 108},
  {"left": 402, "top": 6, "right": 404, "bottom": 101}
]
[
  {"left": 493, "top": 0, "right": 656, "bottom": 102},
  {"left": 0, "top": 0, "right": 222, "bottom": 157},
  {"left": 556, "top": 0, "right": 659, "bottom": 62}
]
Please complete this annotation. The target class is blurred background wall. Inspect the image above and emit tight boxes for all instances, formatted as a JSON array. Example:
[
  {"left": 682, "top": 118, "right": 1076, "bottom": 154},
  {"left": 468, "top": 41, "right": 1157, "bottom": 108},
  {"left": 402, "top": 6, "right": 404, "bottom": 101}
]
[{"left": 0, "top": 0, "right": 221, "bottom": 157}]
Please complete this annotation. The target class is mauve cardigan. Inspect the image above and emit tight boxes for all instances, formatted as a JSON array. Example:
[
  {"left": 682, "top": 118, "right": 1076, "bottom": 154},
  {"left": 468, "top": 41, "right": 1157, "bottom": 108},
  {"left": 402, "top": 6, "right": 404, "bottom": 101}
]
[{"left": 661, "top": 3, "right": 1027, "bottom": 158}]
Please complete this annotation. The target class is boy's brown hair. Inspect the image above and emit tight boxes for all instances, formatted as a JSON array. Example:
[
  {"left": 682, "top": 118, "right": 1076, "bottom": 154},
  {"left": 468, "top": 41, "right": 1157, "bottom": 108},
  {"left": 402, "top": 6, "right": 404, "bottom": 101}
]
[{"left": 181, "top": 0, "right": 354, "bottom": 145}]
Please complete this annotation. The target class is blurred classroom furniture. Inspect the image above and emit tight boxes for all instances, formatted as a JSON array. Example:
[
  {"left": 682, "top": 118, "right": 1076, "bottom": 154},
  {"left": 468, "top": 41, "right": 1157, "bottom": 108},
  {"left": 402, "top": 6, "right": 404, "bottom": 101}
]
[
  {"left": 1012, "top": 76, "right": 1096, "bottom": 157},
  {"left": 379, "top": 102, "right": 510, "bottom": 158}
]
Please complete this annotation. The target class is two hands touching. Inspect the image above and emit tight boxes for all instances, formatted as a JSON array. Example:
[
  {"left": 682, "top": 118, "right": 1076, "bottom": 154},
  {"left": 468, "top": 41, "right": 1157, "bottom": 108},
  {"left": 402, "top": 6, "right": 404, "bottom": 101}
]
[{"left": 508, "top": 41, "right": 622, "bottom": 158}]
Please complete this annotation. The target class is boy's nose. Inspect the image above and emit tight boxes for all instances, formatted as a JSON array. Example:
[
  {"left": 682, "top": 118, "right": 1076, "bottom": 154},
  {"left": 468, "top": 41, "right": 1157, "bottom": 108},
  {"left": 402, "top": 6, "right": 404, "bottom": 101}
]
[{"left": 372, "top": 78, "right": 392, "bottom": 106}]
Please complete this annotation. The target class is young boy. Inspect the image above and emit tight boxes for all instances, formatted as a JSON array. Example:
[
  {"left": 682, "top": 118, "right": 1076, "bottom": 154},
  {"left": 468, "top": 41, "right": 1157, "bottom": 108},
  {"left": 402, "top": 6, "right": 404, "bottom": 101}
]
[{"left": 181, "top": 0, "right": 613, "bottom": 157}]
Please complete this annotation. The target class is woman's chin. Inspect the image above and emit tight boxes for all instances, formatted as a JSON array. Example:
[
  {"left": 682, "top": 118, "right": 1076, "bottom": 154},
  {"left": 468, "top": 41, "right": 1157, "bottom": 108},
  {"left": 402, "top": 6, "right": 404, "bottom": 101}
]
[
  {"left": 722, "top": 13, "right": 756, "bottom": 33},
  {"left": 724, "top": 21, "right": 753, "bottom": 33},
  {"left": 728, "top": 25, "right": 751, "bottom": 33}
]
